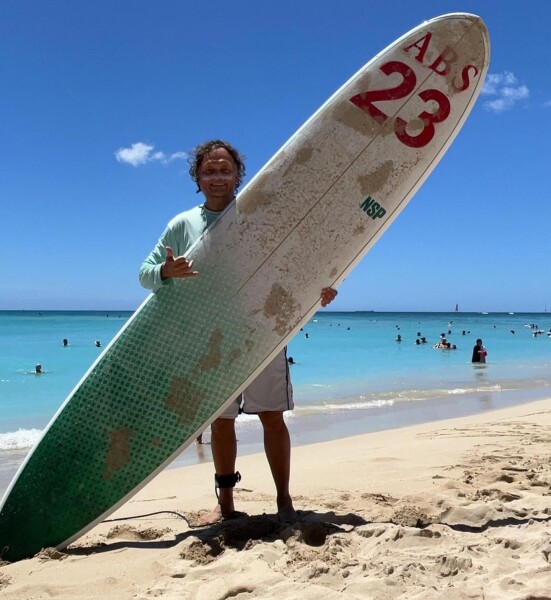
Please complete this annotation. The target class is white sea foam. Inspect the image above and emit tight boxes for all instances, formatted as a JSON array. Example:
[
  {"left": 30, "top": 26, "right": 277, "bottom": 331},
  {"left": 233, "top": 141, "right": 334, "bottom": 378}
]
[
  {"left": 0, "top": 429, "right": 42, "bottom": 451},
  {"left": 324, "top": 399, "right": 395, "bottom": 411},
  {"left": 236, "top": 413, "right": 260, "bottom": 424},
  {"left": 447, "top": 384, "right": 501, "bottom": 395},
  {"left": 294, "top": 398, "right": 395, "bottom": 416}
]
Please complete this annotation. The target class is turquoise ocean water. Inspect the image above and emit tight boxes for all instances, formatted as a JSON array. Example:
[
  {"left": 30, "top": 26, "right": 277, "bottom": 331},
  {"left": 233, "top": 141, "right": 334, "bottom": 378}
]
[{"left": 1, "top": 310, "right": 551, "bottom": 495}]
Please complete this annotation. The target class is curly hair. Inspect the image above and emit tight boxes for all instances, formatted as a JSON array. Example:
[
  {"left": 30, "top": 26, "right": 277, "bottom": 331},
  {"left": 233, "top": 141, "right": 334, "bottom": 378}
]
[{"left": 188, "top": 139, "right": 246, "bottom": 193}]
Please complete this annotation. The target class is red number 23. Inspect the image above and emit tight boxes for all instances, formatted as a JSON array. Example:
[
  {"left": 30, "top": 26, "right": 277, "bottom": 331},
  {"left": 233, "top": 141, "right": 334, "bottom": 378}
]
[{"left": 349, "top": 61, "right": 450, "bottom": 148}]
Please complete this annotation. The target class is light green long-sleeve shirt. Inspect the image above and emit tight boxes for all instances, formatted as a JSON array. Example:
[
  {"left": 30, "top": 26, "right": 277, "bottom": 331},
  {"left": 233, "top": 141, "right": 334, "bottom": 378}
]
[{"left": 139, "top": 204, "right": 222, "bottom": 292}]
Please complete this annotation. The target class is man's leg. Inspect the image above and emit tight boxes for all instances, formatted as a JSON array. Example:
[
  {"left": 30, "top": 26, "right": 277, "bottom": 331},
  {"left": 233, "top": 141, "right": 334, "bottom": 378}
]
[
  {"left": 258, "top": 411, "right": 296, "bottom": 521},
  {"left": 198, "top": 417, "right": 237, "bottom": 525}
]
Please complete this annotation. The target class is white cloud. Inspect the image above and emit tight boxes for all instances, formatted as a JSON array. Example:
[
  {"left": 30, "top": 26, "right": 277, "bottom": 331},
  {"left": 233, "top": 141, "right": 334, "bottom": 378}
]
[
  {"left": 115, "top": 142, "right": 154, "bottom": 166},
  {"left": 115, "top": 142, "right": 187, "bottom": 167},
  {"left": 481, "top": 71, "right": 529, "bottom": 113},
  {"left": 151, "top": 151, "right": 166, "bottom": 162}
]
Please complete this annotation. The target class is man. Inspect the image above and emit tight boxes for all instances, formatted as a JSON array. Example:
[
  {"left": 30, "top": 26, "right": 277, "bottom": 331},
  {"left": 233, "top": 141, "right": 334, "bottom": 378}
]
[{"left": 140, "top": 140, "right": 337, "bottom": 524}]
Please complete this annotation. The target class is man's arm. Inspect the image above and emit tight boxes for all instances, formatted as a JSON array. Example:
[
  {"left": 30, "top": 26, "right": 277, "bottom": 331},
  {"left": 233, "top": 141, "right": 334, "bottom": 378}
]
[{"left": 139, "top": 225, "right": 182, "bottom": 291}]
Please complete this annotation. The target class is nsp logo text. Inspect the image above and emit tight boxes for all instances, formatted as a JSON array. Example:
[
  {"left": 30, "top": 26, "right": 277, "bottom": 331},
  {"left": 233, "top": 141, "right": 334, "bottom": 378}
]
[{"left": 360, "top": 196, "right": 387, "bottom": 220}]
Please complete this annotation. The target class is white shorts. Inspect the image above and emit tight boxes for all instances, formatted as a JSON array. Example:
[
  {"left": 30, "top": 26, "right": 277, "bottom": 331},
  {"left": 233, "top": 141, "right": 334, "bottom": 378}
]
[{"left": 219, "top": 348, "right": 294, "bottom": 419}]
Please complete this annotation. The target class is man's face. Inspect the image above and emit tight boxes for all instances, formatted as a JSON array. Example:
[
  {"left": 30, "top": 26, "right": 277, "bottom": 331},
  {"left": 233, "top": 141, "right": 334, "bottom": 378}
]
[{"left": 198, "top": 148, "right": 239, "bottom": 208}]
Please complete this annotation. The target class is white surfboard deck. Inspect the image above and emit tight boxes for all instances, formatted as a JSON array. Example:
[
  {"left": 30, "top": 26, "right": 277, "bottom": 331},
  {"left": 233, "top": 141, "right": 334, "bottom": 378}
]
[{"left": 0, "top": 12, "right": 489, "bottom": 561}]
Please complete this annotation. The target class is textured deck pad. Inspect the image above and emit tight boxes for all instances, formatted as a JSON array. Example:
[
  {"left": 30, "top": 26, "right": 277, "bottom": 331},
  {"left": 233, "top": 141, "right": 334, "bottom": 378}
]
[{"left": 0, "top": 13, "right": 489, "bottom": 561}]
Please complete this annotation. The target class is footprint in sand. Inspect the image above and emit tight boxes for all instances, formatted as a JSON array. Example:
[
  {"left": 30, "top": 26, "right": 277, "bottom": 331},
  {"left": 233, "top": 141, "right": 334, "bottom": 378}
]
[
  {"left": 178, "top": 537, "right": 224, "bottom": 565},
  {"left": 437, "top": 554, "right": 473, "bottom": 577},
  {"left": 106, "top": 524, "right": 168, "bottom": 541},
  {"left": 472, "top": 488, "right": 522, "bottom": 502}
]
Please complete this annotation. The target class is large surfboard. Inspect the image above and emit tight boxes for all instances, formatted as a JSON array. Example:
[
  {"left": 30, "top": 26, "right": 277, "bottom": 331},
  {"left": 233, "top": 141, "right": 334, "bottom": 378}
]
[{"left": 0, "top": 13, "right": 489, "bottom": 561}]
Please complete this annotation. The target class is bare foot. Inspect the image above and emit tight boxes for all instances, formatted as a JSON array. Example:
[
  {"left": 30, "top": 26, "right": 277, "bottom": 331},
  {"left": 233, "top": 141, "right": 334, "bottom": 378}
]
[
  {"left": 197, "top": 504, "right": 224, "bottom": 526},
  {"left": 197, "top": 503, "right": 244, "bottom": 526},
  {"left": 277, "top": 504, "right": 298, "bottom": 523}
]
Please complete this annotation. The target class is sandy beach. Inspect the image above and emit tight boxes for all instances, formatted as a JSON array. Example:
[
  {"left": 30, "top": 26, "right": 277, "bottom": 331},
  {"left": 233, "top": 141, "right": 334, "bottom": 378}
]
[{"left": 1, "top": 398, "right": 550, "bottom": 599}]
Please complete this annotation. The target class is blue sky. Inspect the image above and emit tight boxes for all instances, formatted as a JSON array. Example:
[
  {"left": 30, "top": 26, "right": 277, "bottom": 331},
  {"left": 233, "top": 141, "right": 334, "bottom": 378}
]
[{"left": 1, "top": 0, "right": 550, "bottom": 312}]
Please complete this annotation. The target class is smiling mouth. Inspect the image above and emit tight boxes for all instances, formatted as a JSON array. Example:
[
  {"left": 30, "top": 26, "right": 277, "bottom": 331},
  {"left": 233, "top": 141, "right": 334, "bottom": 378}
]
[{"left": 208, "top": 183, "right": 232, "bottom": 194}]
